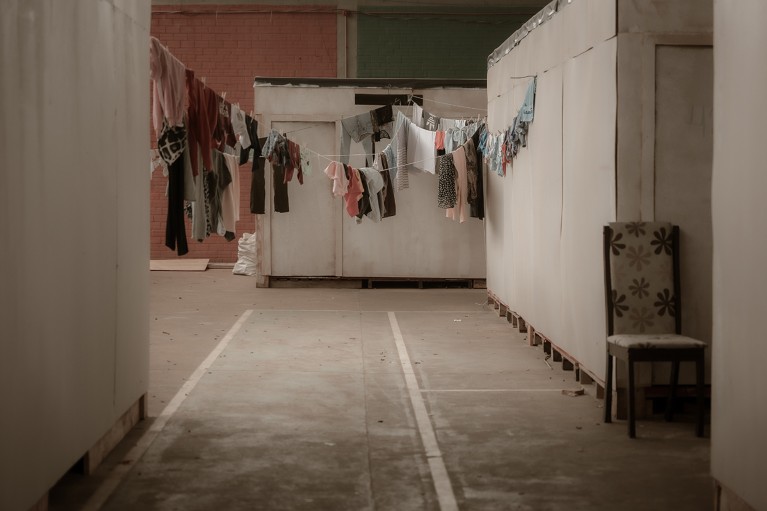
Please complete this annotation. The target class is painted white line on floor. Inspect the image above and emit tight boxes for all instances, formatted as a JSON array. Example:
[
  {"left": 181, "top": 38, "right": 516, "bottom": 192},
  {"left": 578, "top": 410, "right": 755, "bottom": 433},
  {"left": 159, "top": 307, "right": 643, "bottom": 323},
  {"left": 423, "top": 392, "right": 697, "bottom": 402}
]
[
  {"left": 423, "top": 388, "right": 564, "bottom": 393},
  {"left": 388, "top": 312, "right": 459, "bottom": 511},
  {"left": 81, "top": 309, "right": 254, "bottom": 511},
  {"left": 244, "top": 309, "right": 482, "bottom": 314}
]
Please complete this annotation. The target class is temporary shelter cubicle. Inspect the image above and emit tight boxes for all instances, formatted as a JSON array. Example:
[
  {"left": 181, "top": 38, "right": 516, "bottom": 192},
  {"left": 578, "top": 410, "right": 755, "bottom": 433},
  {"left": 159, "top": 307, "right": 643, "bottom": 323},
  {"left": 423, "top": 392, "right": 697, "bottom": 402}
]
[
  {"left": 253, "top": 78, "right": 488, "bottom": 286},
  {"left": 485, "top": 0, "right": 713, "bottom": 394}
]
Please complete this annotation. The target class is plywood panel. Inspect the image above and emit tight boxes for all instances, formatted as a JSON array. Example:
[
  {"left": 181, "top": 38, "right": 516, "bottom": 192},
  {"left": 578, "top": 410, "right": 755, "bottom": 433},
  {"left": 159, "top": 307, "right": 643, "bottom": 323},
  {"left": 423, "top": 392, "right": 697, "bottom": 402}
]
[
  {"left": 270, "top": 122, "right": 337, "bottom": 277},
  {"left": 559, "top": 40, "right": 617, "bottom": 372},
  {"left": 150, "top": 259, "right": 210, "bottom": 271},
  {"left": 654, "top": 45, "right": 713, "bottom": 381},
  {"left": 712, "top": 3, "right": 767, "bottom": 508},
  {"left": 618, "top": 0, "right": 713, "bottom": 34},
  {"left": 0, "top": 2, "right": 150, "bottom": 509},
  {"left": 342, "top": 170, "right": 485, "bottom": 279},
  {"left": 528, "top": 68, "right": 564, "bottom": 338},
  {"left": 259, "top": 85, "right": 487, "bottom": 280}
]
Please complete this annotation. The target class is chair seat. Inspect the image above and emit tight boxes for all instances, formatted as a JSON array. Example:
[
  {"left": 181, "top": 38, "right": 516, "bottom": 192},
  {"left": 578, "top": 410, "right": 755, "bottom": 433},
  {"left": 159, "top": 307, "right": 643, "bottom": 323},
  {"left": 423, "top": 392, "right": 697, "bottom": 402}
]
[{"left": 607, "top": 334, "right": 707, "bottom": 349}]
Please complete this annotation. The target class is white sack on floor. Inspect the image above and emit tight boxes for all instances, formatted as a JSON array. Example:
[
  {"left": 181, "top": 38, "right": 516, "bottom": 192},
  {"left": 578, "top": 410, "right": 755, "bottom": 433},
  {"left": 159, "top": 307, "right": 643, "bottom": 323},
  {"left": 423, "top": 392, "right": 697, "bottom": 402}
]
[{"left": 233, "top": 233, "right": 257, "bottom": 276}]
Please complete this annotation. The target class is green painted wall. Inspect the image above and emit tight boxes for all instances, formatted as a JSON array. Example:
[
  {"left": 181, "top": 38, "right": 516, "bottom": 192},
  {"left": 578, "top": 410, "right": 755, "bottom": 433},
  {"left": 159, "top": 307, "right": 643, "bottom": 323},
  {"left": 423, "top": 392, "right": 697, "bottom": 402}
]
[{"left": 357, "top": 8, "right": 530, "bottom": 79}]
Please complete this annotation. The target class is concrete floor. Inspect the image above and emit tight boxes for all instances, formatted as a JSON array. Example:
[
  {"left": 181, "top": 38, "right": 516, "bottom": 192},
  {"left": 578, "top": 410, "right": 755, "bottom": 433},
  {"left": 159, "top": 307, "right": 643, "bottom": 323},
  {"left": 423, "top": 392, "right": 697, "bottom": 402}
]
[{"left": 50, "top": 270, "right": 711, "bottom": 510}]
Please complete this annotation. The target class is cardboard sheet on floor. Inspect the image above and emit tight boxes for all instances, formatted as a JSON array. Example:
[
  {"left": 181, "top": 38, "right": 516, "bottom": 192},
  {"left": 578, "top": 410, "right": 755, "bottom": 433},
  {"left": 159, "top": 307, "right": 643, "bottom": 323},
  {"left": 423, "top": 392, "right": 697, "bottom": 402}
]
[{"left": 150, "top": 259, "right": 209, "bottom": 271}]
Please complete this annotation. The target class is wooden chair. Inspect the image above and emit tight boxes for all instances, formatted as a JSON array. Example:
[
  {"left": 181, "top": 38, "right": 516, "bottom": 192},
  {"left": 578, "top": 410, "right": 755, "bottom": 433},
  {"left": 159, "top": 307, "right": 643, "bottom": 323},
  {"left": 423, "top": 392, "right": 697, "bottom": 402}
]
[{"left": 603, "top": 222, "right": 706, "bottom": 438}]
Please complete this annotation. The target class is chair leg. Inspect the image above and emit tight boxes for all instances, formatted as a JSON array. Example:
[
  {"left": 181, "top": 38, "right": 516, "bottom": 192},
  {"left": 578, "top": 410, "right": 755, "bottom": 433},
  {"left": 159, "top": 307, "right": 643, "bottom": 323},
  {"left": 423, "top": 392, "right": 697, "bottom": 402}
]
[
  {"left": 695, "top": 351, "right": 705, "bottom": 437},
  {"left": 628, "top": 354, "right": 636, "bottom": 438},
  {"left": 604, "top": 351, "right": 613, "bottom": 423},
  {"left": 665, "top": 360, "right": 680, "bottom": 422}
]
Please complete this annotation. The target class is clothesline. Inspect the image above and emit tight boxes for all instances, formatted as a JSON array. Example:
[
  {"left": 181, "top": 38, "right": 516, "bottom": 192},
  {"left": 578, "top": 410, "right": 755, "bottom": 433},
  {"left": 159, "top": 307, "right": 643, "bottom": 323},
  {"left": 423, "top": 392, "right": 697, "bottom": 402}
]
[
  {"left": 273, "top": 110, "right": 527, "bottom": 176},
  {"left": 257, "top": 102, "right": 488, "bottom": 222},
  {"left": 280, "top": 98, "right": 486, "bottom": 138},
  {"left": 277, "top": 111, "right": 485, "bottom": 173}
]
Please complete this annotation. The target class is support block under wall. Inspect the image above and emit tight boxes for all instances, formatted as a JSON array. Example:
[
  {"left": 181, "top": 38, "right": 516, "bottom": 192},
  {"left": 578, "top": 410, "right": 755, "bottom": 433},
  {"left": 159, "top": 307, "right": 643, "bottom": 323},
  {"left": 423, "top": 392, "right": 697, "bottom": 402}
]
[
  {"left": 715, "top": 481, "right": 759, "bottom": 511},
  {"left": 517, "top": 316, "right": 527, "bottom": 333},
  {"left": 82, "top": 393, "right": 147, "bottom": 475},
  {"left": 596, "top": 383, "right": 605, "bottom": 400},
  {"left": 579, "top": 370, "right": 595, "bottom": 385}
]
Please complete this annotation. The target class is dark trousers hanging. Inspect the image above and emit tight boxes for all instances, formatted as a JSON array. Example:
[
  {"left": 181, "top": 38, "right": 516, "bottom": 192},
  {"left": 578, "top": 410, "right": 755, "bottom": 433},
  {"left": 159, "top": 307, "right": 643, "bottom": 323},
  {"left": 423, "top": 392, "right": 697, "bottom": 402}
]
[
  {"left": 273, "top": 164, "right": 290, "bottom": 213},
  {"left": 165, "top": 155, "right": 189, "bottom": 256},
  {"left": 251, "top": 156, "right": 266, "bottom": 214}
]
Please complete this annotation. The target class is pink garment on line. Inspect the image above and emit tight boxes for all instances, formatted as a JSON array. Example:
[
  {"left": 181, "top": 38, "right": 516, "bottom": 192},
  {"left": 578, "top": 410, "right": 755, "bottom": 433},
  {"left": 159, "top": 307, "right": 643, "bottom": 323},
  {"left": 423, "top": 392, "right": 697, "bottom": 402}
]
[
  {"left": 324, "top": 161, "right": 348, "bottom": 197},
  {"left": 446, "top": 145, "right": 468, "bottom": 223},
  {"left": 149, "top": 37, "right": 186, "bottom": 134},
  {"left": 344, "top": 167, "right": 365, "bottom": 217},
  {"left": 435, "top": 130, "right": 445, "bottom": 150}
]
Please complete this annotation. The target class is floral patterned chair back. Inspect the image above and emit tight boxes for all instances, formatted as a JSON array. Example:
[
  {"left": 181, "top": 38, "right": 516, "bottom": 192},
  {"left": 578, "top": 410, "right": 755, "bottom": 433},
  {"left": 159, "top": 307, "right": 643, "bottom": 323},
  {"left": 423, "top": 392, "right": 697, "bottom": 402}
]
[{"left": 606, "top": 221, "right": 678, "bottom": 335}]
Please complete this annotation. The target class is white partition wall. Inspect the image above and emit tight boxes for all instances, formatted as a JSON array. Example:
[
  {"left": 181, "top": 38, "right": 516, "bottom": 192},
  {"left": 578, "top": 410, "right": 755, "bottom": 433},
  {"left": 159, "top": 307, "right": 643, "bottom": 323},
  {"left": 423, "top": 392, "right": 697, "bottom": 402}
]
[
  {"left": 254, "top": 80, "right": 487, "bottom": 282},
  {"left": 712, "top": 2, "right": 767, "bottom": 510},
  {"left": 486, "top": 0, "right": 713, "bottom": 384},
  {"left": 486, "top": 0, "right": 617, "bottom": 378},
  {"left": 0, "top": 2, "right": 151, "bottom": 509}
]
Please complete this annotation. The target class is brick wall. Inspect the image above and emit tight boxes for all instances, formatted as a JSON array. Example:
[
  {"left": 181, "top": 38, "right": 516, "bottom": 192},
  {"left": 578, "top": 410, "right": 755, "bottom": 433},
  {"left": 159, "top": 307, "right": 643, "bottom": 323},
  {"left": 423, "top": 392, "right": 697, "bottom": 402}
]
[
  {"left": 357, "top": 8, "right": 529, "bottom": 79},
  {"left": 150, "top": 5, "right": 337, "bottom": 262}
]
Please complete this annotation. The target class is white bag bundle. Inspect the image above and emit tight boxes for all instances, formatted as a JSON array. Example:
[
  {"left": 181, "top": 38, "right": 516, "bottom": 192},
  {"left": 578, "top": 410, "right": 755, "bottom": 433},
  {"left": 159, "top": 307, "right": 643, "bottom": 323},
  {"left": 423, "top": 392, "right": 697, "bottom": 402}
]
[{"left": 232, "top": 232, "right": 257, "bottom": 276}]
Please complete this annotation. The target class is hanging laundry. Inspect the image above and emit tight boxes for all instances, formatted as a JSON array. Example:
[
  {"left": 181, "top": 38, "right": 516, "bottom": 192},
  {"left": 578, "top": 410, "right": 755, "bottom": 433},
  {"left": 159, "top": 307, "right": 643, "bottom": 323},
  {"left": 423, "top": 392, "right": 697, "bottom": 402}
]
[
  {"left": 382, "top": 143, "right": 397, "bottom": 180},
  {"left": 185, "top": 71, "right": 212, "bottom": 176},
  {"left": 437, "top": 153, "right": 457, "bottom": 210},
  {"left": 378, "top": 154, "right": 397, "bottom": 218},
  {"left": 149, "top": 37, "right": 186, "bottom": 134},
  {"left": 230, "top": 104, "right": 251, "bottom": 149},
  {"left": 435, "top": 131, "right": 446, "bottom": 151},
  {"left": 159, "top": 121, "right": 189, "bottom": 256},
  {"left": 273, "top": 163, "right": 290, "bottom": 213},
  {"left": 439, "top": 117, "right": 467, "bottom": 130},
  {"left": 213, "top": 98, "right": 237, "bottom": 152},
  {"left": 411, "top": 103, "right": 424, "bottom": 128},
  {"left": 444, "top": 122, "right": 480, "bottom": 153},
  {"left": 469, "top": 129, "right": 484, "bottom": 220},
  {"left": 285, "top": 139, "right": 304, "bottom": 185},
  {"left": 191, "top": 147, "right": 208, "bottom": 242},
  {"left": 370, "top": 104, "right": 393, "bottom": 142},
  {"left": 205, "top": 156, "right": 223, "bottom": 236},
  {"left": 435, "top": 130, "right": 447, "bottom": 166},
  {"left": 181, "top": 136, "right": 195, "bottom": 202},
  {"left": 446, "top": 145, "right": 468, "bottom": 223},
  {"left": 151, "top": 39, "right": 254, "bottom": 250},
  {"left": 423, "top": 110, "right": 440, "bottom": 131},
  {"left": 260, "top": 129, "right": 280, "bottom": 161},
  {"left": 238, "top": 119, "right": 265, "bottom": 215},
  {"left": 324, "top": 160, "right": 349, "bottom": 197},
  {"left": 395, "top": 111, "right": 409, "bottom": 190},
  {"left": 465, "top": 138, "right": 478, "bottom": 208},
  {"left": 356, "top": 168, "right": 372, "bottom": 220},
  {"left": 344, "top": 165, "right": 365, "bottom": 217},
  {"left": 340, "top": 112, "right": 375, "bottom": 164},
  {"left": 221, "top": 152, "right": 241, "bottom": 241},
  {"left": 300, "top": 146, "right": 313, "bottom": 177},
  {"left": 407, "top": 122, "right": 437, "bottom": 174},
  {"left": 358, "top": 167, "right": 385, "bottom": 223}
]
